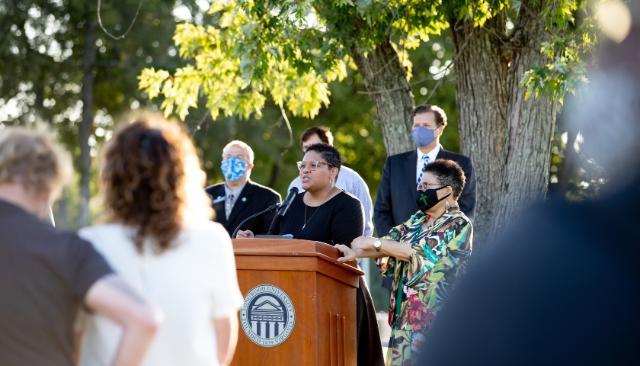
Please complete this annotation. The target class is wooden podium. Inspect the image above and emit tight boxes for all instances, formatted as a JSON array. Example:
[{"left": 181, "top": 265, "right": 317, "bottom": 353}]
[{"left": 231, "top": 239, "right": 363, "bottom": 366}]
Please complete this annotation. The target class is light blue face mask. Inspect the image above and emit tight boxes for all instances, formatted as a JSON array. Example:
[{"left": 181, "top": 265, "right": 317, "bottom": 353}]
[
  {"left": 412, "top": 127, "right": 436, "bottom": 147},
  {"left": 221, "top": 156, "right": 249, "bottom": 181}
]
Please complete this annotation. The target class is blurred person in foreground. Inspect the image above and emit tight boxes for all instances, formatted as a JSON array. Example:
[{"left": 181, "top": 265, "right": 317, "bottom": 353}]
[
  {"left": 238, "top": 143, "right": 384, "bottom": 366},
  {"left": 337, "top": 159, "right": 472, "bottom": 366},
  {"left": 206, "top": 140, "right": 281, "bottom": 237},
  {"left": 417, "top": 3, "right": 640, "bottom": 365},
  {"left": 78, "top": 114, "right": 243, "bottom": 366},
  {"left": 0, "top": 127, "right": 159, "bottom": 366}
]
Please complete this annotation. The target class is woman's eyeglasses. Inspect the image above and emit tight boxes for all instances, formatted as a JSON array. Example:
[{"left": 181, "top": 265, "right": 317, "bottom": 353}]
[
  {"left": 297, "top": 160, "right": 329, "bottom": 171},
  {"left": 417, "top": 182, "right": 444, "bottom": 191}
]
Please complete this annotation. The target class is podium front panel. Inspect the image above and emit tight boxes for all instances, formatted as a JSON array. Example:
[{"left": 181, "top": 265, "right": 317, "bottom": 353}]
[{"left": 231, "top": 239, "right": 360, "bottom": 366}]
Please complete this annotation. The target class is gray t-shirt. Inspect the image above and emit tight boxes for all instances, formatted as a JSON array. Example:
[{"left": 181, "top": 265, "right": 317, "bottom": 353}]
[{"left": 0, "top": 200, "right": 113, "bottom": 366}]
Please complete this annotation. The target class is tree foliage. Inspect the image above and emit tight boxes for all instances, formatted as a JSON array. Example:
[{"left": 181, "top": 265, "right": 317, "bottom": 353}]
[
  {"left": 137, "top": 0, "right": 461, "bottom": 119},
  {"left": 521, "top": 0, "right": 596, "bottom": 100},
  {"left": 140, "top": 0, "right": 593, "bottom": 128},
  {"left": 0, "top": 0, "right": 200, "bottom": 226}
]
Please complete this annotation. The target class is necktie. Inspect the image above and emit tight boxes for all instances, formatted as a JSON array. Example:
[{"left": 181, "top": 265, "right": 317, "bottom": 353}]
[
  {"left": 417, "top": 155, "right": 430, "bottom": 184},
  {"left": 225, "top": 193, "right": 235, "bottom": 219}
]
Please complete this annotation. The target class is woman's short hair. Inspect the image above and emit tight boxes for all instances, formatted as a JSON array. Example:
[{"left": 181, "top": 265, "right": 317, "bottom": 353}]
[
  {"left": 304, "top": 143, "right": 342, "bottom": 179},
  {"left": 305, "top": 143, "right": 342, "bottom": 168},
  {"left": 101, "top": 113, "right": 212, "bottom": 253},
  {"left": 0, "top": 127, "right": 71, "bottom": 199},
  {"left": 423, "top": 159, "right": 466, "bottom": 199}
]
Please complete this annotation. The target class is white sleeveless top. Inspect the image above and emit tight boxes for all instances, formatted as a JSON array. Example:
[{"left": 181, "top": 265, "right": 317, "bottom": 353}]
[{"left": 78, "top": 221, "right": 243, "bottom": 366}]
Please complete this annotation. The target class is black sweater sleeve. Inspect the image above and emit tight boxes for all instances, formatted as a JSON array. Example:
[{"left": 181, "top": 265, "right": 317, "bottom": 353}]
[{"left": 330, "top": 195, "right": 364, "bottom": 247}]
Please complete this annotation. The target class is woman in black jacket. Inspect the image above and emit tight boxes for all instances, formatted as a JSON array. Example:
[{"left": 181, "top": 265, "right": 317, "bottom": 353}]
[{"left": 238, "top": 143, "right": 384, "bottom": 366}]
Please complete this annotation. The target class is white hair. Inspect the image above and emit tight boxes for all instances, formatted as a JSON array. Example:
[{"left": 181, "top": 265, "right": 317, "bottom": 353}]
[{"left": 222, "top": 140, "right": 254, "bottom": 163}]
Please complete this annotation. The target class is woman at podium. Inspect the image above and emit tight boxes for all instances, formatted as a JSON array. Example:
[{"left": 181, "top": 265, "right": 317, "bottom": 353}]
[
  {"left": 236, "top": 143, "right": 384, "bottom": 365},
  {"left": 336, "top": 159, "right": 473, "bottom": 365}
]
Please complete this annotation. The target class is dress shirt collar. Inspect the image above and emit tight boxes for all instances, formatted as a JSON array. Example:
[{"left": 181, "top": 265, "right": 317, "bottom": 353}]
[
  {"left": 416, "top": 145, "right": 441, "bottom": 182},
  {"left": 417, "top": 144, "right": 441, "bottom": 164},
  {"left": 224, "top": 181, "right": 247, "bottom": 198}
]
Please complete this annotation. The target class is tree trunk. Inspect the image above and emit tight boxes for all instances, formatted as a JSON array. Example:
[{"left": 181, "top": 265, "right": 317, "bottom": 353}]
[
  {"left": 554, "top": 121, "right": 579, "bottom": 198},
  {"left": 79, "top": 15, "right": 96, "bottom": 226},
  {"left": 451, "top": 18, "right": 509, "bottom": 244},
  {"left": 452, "top": 6, "right": 560, "bottom": 244},
  {"left": 351, "top": 41, "right": 415, "bottom": 155}
]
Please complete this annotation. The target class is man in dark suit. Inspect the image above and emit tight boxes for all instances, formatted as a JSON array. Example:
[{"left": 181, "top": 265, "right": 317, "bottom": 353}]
[
  {"left": 374, "top": 104, "right": 476, "bottom": 236},
  {"left": 206, "top": 140, "right": 281, "bottom": 237}
]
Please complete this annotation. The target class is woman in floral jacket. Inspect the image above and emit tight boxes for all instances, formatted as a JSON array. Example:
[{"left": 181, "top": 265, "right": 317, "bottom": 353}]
[{"left": 337, "top": 159, "right": 473, "bottom": 366}]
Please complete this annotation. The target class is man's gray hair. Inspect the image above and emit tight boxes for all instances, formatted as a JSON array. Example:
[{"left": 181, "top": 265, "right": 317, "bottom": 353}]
[{"left": 222, "top": 140, "right": 254, "bottom": 163}]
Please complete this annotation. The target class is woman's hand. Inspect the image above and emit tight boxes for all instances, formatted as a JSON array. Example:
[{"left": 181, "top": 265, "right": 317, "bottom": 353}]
[
  {"left": 335, "top": 244, "right": 358, "bottom": 262},
  {"left": 336, "top": 236, "right": 377, "bottom": 262},
  {"left": 235, "top": 230, "right": 255, "bottom": 238}
]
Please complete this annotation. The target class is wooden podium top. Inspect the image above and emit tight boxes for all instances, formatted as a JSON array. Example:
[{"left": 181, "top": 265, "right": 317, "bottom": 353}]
[{"left": 232, "top": 239, "right": 364, "bottom": 287}]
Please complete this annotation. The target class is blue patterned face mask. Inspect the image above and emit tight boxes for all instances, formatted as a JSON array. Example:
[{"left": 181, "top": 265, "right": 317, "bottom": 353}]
[{"left": 221, "top": 156, "right": 249, "bottom": 181}]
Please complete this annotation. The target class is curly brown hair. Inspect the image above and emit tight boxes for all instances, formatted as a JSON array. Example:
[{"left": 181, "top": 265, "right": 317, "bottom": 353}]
[{"left": 101, "top": 113, "right": 212, "bottom": 253}]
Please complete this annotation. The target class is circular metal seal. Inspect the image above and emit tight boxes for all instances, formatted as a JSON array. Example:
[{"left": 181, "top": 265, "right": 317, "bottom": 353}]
[{"left": 240, "top": 284, "right": 296, "bottom": 347}]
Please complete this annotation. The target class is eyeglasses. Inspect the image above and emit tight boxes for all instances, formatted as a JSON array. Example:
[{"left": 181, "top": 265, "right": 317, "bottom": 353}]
[
  {"left": 297, "top": 160, "right": 329, "bottom": 171},
  {"left": 417, "top": 182, "right": 444, "bottom": 191}
]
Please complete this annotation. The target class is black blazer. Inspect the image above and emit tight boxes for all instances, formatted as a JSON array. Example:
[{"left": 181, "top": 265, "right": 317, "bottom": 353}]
[
  {"left": 373, "top": 148, "right": 476, "bottom": 236},
  {"left": 205, "top": 180, "right": 281, "bottom": 237}
]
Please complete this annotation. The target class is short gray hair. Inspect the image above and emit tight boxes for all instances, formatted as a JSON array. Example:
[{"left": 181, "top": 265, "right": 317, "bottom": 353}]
[{"left": 222, "top": 140, "right": 254, "bottom": 163}]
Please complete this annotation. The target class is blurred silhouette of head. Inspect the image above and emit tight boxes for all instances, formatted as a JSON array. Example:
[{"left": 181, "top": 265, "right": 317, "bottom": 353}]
[
  {"left": 0, "top": 127, "right": 71, "bottom": 218},
  {"left": 565, "top": 0, "right": 640, "bottom": 190}
]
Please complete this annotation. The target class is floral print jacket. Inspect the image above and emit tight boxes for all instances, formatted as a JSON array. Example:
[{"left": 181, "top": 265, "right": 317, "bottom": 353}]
[{"left": 378, "top": 207, "right": 473, "bottom": 332}]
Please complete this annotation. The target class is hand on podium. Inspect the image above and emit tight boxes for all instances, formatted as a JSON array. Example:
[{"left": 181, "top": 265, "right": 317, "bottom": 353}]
[
  {"left": 336, "top": 236, "right": 384, "bottom": 263},
  {"left": 335, "top": 244, "right": 358, "bottom": 263},
  {"left": 235, "top": 229, "right": 255, "bottom": 238}
]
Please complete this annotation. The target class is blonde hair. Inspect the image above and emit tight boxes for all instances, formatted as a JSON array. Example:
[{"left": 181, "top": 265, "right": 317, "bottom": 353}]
[
  {"left": 101, "top": 113, "right": 213, "bottom": 253},
  {"left": 0, "top": 127, "right": 72, "bottom": 199}
]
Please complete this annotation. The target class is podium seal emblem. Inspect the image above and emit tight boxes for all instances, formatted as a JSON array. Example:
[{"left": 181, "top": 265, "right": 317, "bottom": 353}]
[{"left": 240, "top": 284, "right": 296, "bottom": 347}]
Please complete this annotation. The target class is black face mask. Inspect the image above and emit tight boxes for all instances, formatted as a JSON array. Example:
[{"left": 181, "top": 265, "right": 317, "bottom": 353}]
[{"left": 416, "top": 186, "right": 450, "bottom": 212}]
